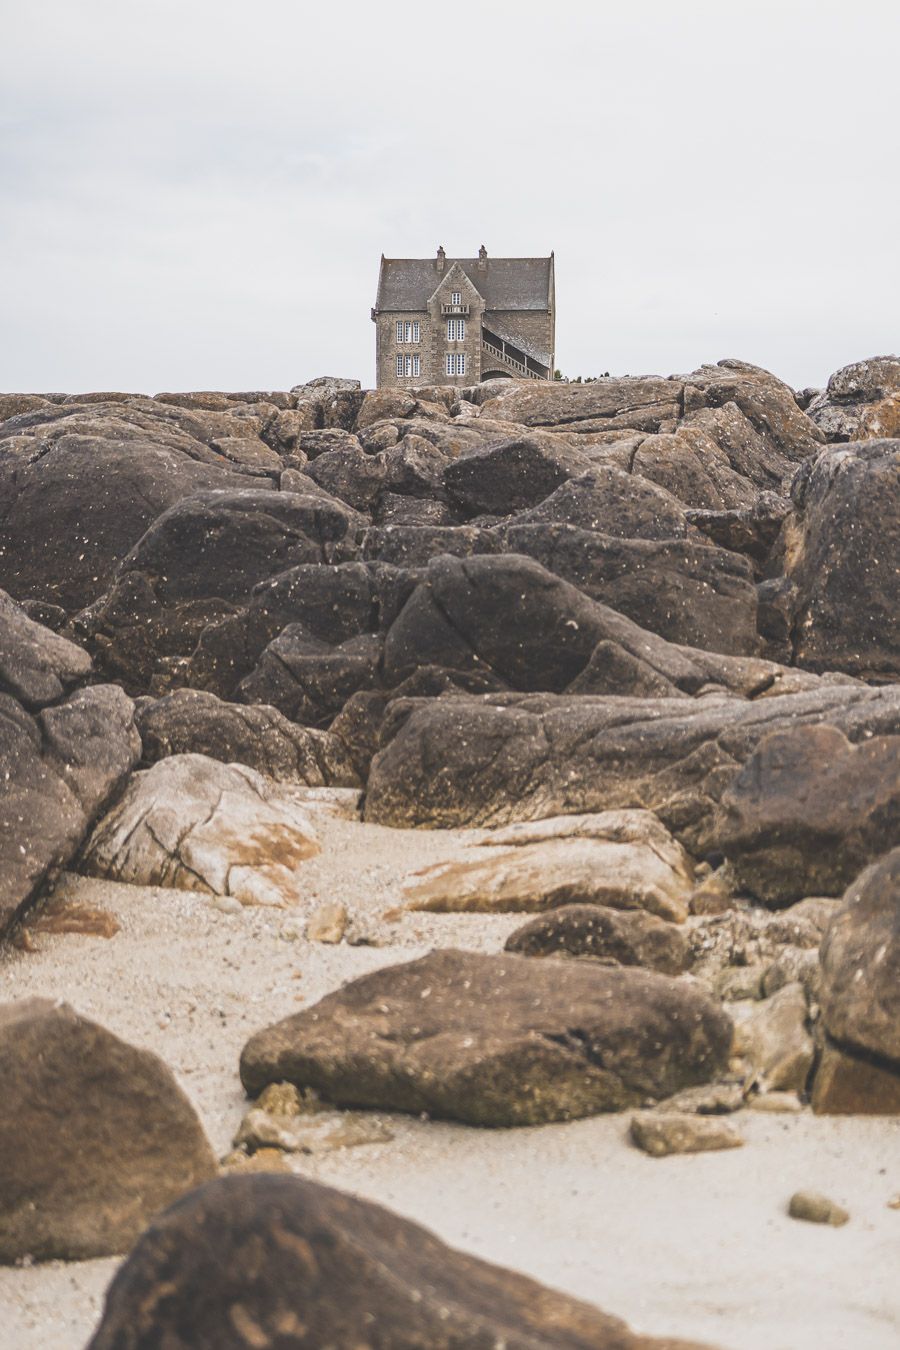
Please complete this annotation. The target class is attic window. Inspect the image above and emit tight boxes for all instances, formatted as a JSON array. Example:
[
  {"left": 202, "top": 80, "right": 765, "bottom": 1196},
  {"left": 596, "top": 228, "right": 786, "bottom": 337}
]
[{"left": 450, "top": 291, "right": 461, "bottom": 305}]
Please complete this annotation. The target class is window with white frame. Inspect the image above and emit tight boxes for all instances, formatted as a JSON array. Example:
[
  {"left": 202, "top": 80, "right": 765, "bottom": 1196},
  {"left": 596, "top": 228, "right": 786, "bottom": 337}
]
[
  {"left": 445, "top": 353, "right": 466, "bottom": 376},
  {"left": 396, "top": 354, "right": 405, "bottom": 377},
  {"left": 450, "top": 291, "right": 461, "bottom": 305},
  {"left": 412, "top": 354, "right": 420, "bottom": 377},
  {"left": 447, "top": 317, "right": 465, "bottom": 341},
  {"left": 396, "top": 321, "right": 404, "bottom": 343},
  {"left": 396, "top": 320, "right": 421, "bottom": 344},
  {"left": 412, "top": 320, "right": 420, "bottom": 343}
]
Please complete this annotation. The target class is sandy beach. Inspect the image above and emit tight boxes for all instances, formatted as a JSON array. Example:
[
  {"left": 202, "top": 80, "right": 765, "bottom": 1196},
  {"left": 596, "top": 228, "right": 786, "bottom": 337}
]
[{"left": 2, "top": 813, "right": 897, "bottom": 1350}]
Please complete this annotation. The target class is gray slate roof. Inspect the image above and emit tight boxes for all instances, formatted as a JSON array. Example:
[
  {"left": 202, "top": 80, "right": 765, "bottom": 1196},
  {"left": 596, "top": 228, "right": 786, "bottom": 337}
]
[{"left": 375, "top": 256, "right": 552, "bottom": 312}]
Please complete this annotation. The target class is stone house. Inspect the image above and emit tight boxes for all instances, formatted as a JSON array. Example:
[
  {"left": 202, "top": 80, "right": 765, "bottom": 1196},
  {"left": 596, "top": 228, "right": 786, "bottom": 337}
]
[{"left": 371, "top": 246, "right": 555, "bottom": 389}]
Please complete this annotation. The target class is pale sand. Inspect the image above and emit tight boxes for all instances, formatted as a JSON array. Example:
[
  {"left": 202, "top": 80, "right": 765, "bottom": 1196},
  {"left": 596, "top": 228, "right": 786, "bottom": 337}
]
[{"left": 1, "top": 811, "right": 898, "bottom": 1350}]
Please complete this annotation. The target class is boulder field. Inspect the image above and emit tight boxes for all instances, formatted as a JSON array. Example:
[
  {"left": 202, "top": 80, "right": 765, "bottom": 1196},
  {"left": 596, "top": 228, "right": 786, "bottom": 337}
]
[{"left": 1, "top": 359, "right": 898, "bottom": 1346}]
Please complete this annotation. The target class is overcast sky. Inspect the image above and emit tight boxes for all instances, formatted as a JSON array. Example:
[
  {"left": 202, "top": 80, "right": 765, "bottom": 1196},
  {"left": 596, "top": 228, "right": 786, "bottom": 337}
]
[{"left": 2, "top": 0, "right": 897, "bottom": 393}]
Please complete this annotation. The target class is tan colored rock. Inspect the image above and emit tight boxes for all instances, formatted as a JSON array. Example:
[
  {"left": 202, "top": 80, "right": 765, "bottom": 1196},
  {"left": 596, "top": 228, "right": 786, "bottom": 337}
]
[
  {"left": 405, "top": 811, "right": 693, "bottom": 923},
  {"left": 0, "top": 999, "right": 216, "bottom": 1262},
  {"left": 630, "top": 1111, "right": 743, "bottom": 1157},
  {"left": 788, "top": 1190, "right": 849, "bottom": 1226},
  {"left": 81, "top": 754, "right": 319, "bottom": 908},
  {"left": 234, "top": 1107, "right": 392, "bottom": 1156},
  {"left": 306, "top": 901, "right": 348, "bottom": 944},
  {"left": 748, "top": 1091, "right": 803, "bottom": 1113},
  {"left": 733, "top": 982, "right": 813, "bottom": 1092}
]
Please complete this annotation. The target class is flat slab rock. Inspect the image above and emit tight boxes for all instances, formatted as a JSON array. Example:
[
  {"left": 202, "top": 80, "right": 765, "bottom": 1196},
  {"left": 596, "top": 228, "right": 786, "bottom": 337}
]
[
  {"left": 240, "top": 948, "right": 733, "bottom": 1127},
  {"left": 0, "top": 999, "right": 215, "bottom": 1262},
  {"left": 81, "top": 753, "right": 320, "bottom": 907},
  {"left": 87, "top": 1173, "right": 709, "bottom": 1350},
  {"left": 403, "top": 810, "right": 694, "bottom": 923}
]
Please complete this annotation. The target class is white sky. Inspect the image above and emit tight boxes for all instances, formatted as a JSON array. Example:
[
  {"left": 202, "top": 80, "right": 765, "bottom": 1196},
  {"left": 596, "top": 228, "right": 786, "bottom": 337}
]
[{"left": 1, "top": 0, "right": 897, "bottom": 393}]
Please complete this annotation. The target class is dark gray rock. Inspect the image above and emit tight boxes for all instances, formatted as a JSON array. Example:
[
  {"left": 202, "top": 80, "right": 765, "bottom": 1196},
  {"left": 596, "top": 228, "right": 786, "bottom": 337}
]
[{"left": 443, "top": 435, "right": 591, "bottom": 516}]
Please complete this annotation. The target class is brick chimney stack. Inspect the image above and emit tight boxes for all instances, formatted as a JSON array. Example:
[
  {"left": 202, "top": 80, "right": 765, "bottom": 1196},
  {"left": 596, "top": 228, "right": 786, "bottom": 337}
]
[
  {"left": 436, "top": 245, "right": 446, "bottom": 272},
  {"left": 478, "top": 244, "right": 487, "bottom": 268}
]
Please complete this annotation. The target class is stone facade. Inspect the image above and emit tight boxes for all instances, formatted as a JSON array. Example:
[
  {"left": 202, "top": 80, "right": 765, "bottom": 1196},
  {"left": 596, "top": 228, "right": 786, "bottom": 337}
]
[{"left": 372, "top": 247, "right": 555, "bottom": 390}]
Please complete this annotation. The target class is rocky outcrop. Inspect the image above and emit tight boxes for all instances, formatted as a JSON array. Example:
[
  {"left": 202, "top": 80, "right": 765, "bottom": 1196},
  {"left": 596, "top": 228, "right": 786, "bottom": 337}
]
[
  {"left": 136, "top": 688, "right": 359, "bottom": 785},
  {"left": 0, "top": 999, "right": 216, "bottom": 1262},
  {"left": 365, "top": 683, "right": 900, "bottom": 845},
  {"left": 87, "top": 1173, "right": 708, "bottom": 1350},
  {"left": 0, "top": 400, "right": 269, "bottom": 611},
  {"left": 807, "top": 356, "right": 900, "bottom": 443},
  {"left": 715, "top": 725, "right": 900, "bottom": 904},
  {"left": 780, "top": 439, "right": 900, "bottom": 680},
  {"left": 73, "top": 488, "right": 362, "bottom": 691},
  {"left": 240, "top": 948, "right": 733, "bottom": 1125},
  {"left": 81, "top": 754, "right": 321, "bottom": 907},
  {"left": 0, "top": 591, "right": 140, "bottom": 939}
]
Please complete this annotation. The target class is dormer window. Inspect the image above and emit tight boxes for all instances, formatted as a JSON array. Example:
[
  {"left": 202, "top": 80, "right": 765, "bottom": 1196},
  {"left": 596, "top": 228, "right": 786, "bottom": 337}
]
[{"left": 450, "top": 291, "right": 461, "bottom": 305}]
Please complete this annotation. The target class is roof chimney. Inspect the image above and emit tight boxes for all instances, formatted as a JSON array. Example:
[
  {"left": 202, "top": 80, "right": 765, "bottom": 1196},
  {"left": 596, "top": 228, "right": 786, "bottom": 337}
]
[
  {"left": 478, "top": 244, "right": 487, "bottom": 268},
  {"left": 436, "top": 245, "right": 446, "bottom": 272}
]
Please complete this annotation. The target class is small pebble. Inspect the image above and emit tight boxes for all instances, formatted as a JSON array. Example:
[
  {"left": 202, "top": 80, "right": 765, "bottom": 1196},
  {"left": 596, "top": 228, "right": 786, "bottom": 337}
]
[
  {"left": 214, "top": 896, "right": 243, "bottom": 916},
  {"left": 788, "top": 1190, "right": 849, "bottom": 1226}
]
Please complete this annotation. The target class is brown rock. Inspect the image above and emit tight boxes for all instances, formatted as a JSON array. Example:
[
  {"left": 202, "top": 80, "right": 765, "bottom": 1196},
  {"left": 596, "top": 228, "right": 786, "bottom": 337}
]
[
  {"left": 0, "top": 999, "right": 216, "bottom": 1262},
  {"left": 86, "top": 1173, "right": 709, "bottom": 1349},
  {"left": 716, "top": 724, "right": 900, "bottom": 904},
  {"left": 239, "top": 948, "right": 733, "bottom": 1127},
  {"left": 819, "top": 848, "right": 900, "bottom": 1066},
  {"left": 811, "top": 1040, "right": 900, "bottom": 1115},
  {"left": 504, "top": 904, "right": 689, "bottom": 975}
]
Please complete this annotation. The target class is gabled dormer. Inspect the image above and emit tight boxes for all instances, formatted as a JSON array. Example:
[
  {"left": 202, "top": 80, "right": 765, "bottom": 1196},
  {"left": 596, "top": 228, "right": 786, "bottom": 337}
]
[{"left": 427, "top": 261, "right": 484, "bottom": 325}]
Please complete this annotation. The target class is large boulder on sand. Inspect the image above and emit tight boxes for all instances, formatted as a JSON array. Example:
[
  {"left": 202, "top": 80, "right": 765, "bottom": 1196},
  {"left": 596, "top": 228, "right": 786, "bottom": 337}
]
[
  {"left": 81, "top": 754, "right": 320, "bottom": 907},
  {"left": 86, "top": 1173, "right": 707, "bottom": 1350},
  {"left": 780, "top": 439, "right": 900, "bottom": 680},
  {"left": 0, "top": 999, "right": 216, "bottom": 1262},
  {"left": 240, "top": 948, "right": 733, "bottom": 1126},
  {"left": 715, "top": 725, "right": 900, "bottom": 904}
]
